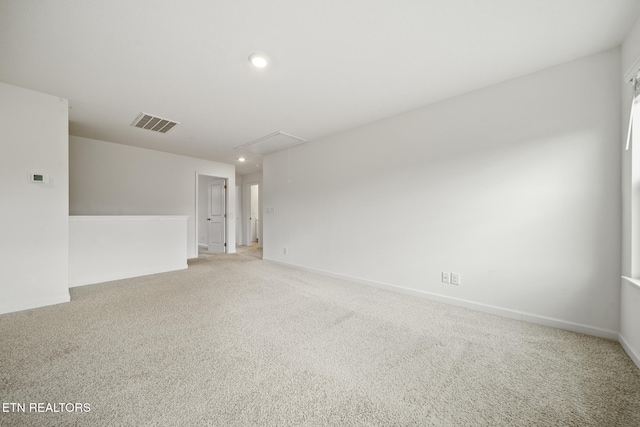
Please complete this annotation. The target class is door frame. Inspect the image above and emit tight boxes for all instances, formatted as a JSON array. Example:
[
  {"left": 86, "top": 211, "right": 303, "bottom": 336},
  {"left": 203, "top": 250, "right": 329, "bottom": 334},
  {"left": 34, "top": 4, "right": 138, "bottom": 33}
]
[
  {"left": 195, "top": 173, "right": 229, "bottom": 254},
  {"left": 243, "top": 180, "right": 262, "bottom": 247},
  {"left": 235, "top": 184, "right": 242, "bottom": 245},
  {"left": 207, "top": 178, "right": 226, "bottom": 253}
]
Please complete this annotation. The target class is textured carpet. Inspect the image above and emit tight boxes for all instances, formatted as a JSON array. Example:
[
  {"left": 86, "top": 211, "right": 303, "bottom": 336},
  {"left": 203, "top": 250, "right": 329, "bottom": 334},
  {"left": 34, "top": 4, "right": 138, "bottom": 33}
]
[{"left": 1, "top": 247, "right": 639, "bottom": 426}]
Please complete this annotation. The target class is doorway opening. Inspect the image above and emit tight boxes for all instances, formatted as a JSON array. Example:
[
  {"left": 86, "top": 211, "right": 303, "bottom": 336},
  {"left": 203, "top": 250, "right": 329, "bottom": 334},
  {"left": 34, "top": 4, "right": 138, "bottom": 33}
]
[
  {"left": 250, "top": 184, "right": 259, "bottom": 245},
  {"left": 235, "top": 184, "right": 242, "bottom": 246}
]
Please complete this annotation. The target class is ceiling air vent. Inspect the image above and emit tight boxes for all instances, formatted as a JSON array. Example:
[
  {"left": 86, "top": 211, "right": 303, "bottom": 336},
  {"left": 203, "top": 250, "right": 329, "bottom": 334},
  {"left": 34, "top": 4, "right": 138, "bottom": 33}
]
[{"left": 131, "top": 112, "right": 179, "bottom": 134}]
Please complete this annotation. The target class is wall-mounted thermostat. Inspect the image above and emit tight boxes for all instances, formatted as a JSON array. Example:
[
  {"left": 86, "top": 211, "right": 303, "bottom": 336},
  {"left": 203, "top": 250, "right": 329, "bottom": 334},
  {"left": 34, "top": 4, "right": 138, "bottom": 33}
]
[{"left": 29, "top": 173, "right": 49, "bottom": 183}]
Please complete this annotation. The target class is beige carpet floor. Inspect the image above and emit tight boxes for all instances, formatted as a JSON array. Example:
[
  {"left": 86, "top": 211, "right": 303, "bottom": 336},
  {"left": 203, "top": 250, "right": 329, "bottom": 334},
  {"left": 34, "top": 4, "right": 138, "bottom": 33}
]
[{"left": 1, "top": 247, "right": 639, "bottom": 426}]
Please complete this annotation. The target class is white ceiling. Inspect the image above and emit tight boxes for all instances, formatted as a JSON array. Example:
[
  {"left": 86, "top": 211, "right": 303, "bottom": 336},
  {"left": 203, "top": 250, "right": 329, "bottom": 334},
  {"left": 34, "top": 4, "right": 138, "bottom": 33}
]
[{"left": 1, "top": 0, "right": 639, "bottom": 174}]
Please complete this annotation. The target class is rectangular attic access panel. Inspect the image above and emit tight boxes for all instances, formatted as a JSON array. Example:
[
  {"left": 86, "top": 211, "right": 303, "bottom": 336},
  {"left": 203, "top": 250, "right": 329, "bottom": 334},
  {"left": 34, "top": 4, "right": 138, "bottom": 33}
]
[{"left": 235, "top": 131, "right": 306, "bottom": 155}]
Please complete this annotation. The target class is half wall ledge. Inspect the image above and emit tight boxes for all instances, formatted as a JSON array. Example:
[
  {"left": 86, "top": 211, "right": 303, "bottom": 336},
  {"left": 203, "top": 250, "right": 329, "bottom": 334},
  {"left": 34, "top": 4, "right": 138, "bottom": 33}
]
[{"left": 69, "top": 215, "right": 188, "bottom": 287}]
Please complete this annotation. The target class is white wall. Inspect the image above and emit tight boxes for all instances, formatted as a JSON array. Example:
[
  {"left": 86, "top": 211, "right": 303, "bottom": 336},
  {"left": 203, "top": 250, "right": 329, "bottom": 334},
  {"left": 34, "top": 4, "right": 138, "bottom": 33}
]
[
  {"left": 0, "top": 82, "right": 70, "bottom": 314},
  {"left": 263, "top": 48, "right": 621, "bottom": 337},
  {"left": 69, "top": 136, "right": 236, "bottom": 258},
  {"left": 620, "top": 15, "right": 640, "bottom": 367}
]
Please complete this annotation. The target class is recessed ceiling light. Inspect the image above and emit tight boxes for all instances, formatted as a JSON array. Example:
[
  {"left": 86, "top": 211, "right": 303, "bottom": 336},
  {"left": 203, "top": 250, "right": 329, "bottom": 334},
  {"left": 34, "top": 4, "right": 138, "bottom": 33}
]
[
  {"left": 238, "top": 157, "right": 246, "bottom": 162},
  {"left": 249, "top": 53, "right": 268, "bottom": 68}
]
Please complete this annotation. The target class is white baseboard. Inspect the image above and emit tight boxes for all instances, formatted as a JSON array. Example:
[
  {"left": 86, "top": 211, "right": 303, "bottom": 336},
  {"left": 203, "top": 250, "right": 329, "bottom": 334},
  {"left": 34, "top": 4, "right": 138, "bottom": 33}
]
[
  {"left": 619, "top": 333, "right": 640, "bottom": 369},
  {"left": 0, "top": 293, "right": 70, "bottom": 315},
  {"left": 263, "top": 258, "right": 619, "bottom": 341},
  {"left": 69, "top": 264, "right": 188, "bottom": 288}
]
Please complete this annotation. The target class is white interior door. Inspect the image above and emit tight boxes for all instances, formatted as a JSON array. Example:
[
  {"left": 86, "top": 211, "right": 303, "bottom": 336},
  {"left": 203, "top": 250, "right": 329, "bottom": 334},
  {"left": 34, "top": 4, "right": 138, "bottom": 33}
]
[{"left": 208, "top": 180, "right": 226, "bottom": 253}]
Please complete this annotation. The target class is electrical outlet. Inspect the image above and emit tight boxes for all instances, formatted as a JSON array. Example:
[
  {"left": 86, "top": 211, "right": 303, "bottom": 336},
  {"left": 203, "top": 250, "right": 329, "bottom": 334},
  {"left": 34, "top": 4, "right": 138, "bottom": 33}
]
[
  {"left": 442, "top": 272, "right": 450, "bottom": 283},
  {"left": 283, "top": 248, "right": 288, "bottom": 255},
  {"left": 451, "top": 273, "right": 460, "bottom": 285}
]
